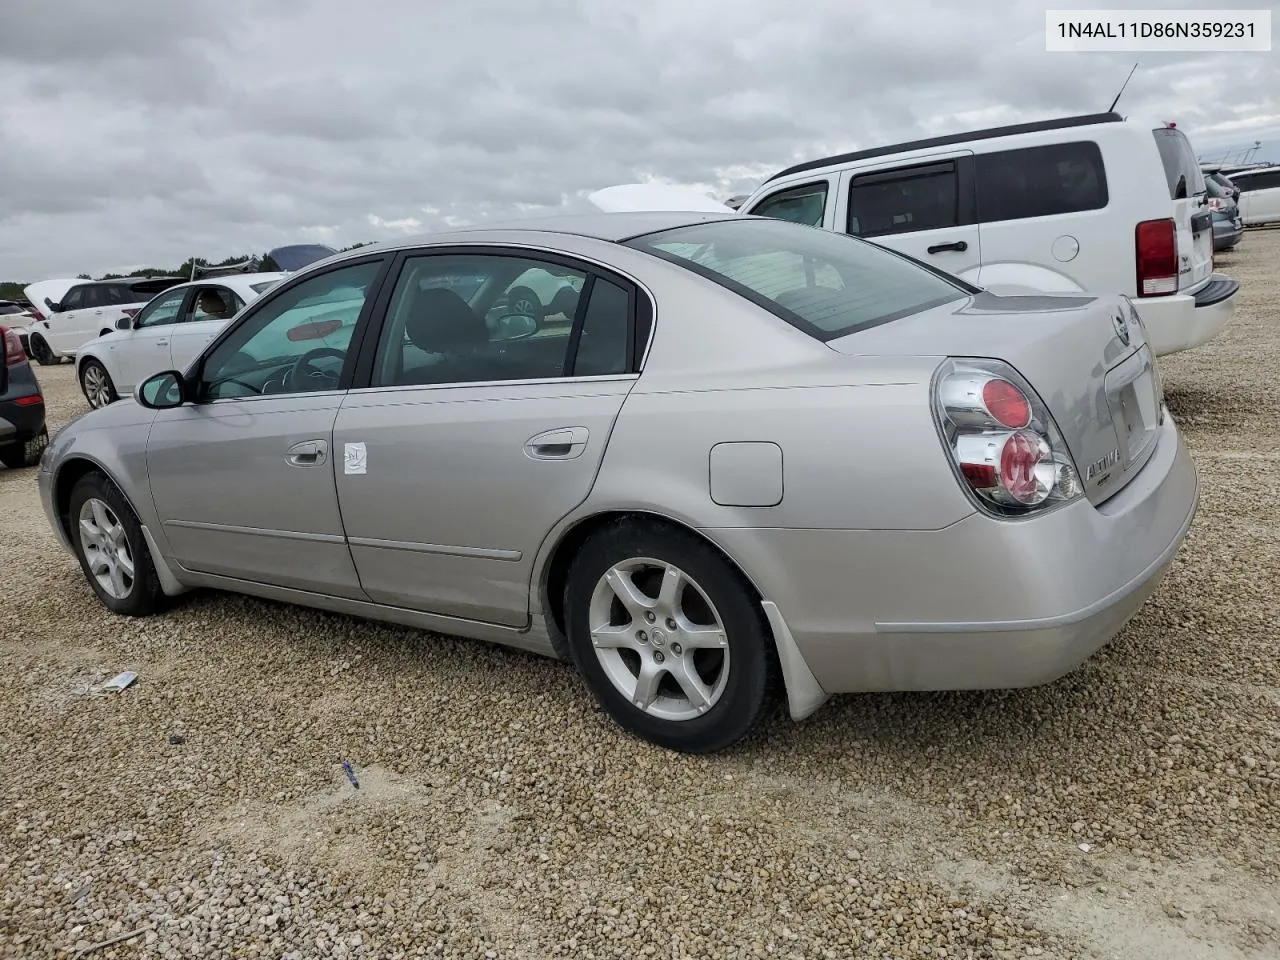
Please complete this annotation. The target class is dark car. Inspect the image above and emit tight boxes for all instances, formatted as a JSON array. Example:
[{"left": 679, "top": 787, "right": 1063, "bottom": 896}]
[
  {"left": 1206, "top": 177, "right": 1244, "bottom": 252},
  {"left": 1208, "top": 171, "right": 1241, "bottom": 202},
  {"left": 0, "top": 325, "right": 48, "bottom": 469}
]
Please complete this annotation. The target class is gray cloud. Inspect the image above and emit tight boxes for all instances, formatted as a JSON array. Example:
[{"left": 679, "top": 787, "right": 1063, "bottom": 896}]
[{"left": 2, "top": 0, "right": 1277, "bottom": 279}]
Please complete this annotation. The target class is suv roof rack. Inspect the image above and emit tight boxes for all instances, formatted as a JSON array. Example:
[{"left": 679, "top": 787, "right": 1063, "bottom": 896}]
[{"left": 763, "top": 111, "right": 1126, "bottom": 184}]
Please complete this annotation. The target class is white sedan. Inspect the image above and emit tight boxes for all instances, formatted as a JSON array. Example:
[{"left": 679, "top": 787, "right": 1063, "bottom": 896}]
[{"left": 75, "top": 273, "right": 285, "bottom": 409}]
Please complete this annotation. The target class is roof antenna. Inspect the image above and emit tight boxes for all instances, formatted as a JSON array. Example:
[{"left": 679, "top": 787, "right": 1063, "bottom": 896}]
[{"left": 1107, "top": 62, "right": 1139, "bottom": 114}]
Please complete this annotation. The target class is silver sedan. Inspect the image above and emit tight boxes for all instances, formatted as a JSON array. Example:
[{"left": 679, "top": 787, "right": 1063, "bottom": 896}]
[{"left": 37, "top": 212, "right": 1199, "bottom": 753}]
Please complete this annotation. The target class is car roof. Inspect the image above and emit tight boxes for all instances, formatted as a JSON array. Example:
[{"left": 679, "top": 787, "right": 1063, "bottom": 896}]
[
  {"left": 761, "top": 111, "right": 1127, "bottom": 184},
  {"left": 335, "top": 211, "right": 742, "bottom": 256},
  {"left": 168, "top": 272, "right": 287, "bottom": 293},
  {"left": 78, "top": 275, "right": 184, "bottom": 286}
]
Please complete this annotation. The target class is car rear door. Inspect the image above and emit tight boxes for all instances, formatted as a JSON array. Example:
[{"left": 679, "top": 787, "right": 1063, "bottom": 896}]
[
  {"left": 1151, "top": 127, "right": 1212, "bottom": 291},
  {"left": 332, "top": 247, "right": 643, "bottom": 628},
  {"left": 1232, "top": 169, "right": 1280, "bottom": 225},
  {"left": 840, "top": 151, "right": 983, "bottom": 281}
]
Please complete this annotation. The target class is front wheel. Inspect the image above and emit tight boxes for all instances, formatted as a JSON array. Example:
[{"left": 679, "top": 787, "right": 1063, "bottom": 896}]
[
  {"left": 564, "top": 519, "right": 776, "bottom": 753},
  {"left": 80, "top": 359, "right": 118, "bottom": 409},
  {"left": 68, "top": 471, "right": 164, "bottom": 616}
]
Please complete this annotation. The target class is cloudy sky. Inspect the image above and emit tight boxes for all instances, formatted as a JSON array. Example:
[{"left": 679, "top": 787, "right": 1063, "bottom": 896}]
[{"left": 1, "top": 0, "right": 1277, "bottom": 280}]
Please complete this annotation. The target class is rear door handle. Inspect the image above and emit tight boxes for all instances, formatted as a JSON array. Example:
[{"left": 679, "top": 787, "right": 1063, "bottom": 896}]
[
  {"left": 525, "top": 426, "right": 589, "bottom": 460},
  {"left": 286, "top": 439, "right": 329, "bottom": 466},
  {"left": 155, "top": 340, "right": 168, "bottom": 347},
  {"left": 927, "top": 240, "right": 969, "bottom": 254}
]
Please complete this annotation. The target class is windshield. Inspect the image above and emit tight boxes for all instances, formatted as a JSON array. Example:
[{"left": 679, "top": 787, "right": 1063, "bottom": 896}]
[{"left": 624, "top": 218, "right": 971, "bottom": 341}]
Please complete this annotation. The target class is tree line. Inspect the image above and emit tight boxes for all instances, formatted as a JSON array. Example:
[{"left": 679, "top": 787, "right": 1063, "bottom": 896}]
[{"left": 0, "top": 242, "right": 371, "bottom": 302}]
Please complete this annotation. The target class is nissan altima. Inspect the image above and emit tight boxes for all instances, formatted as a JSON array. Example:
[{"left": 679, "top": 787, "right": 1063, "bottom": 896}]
[{"left": 37, "top": 212, "right": 1198, "bottom": 753}]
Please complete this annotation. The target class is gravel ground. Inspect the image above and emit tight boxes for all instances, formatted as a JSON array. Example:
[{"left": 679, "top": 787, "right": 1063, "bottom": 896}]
[{"left": 2, "top": 233, "right": 1278, "bottom": 960}]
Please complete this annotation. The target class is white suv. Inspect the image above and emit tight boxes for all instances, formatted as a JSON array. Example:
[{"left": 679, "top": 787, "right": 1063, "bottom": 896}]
[
  {"left": 731, "top": 113, "right": 1238, "bottom": 357},
  {"left": 22, "top": 276, "right": 185, "bottom": 364}
]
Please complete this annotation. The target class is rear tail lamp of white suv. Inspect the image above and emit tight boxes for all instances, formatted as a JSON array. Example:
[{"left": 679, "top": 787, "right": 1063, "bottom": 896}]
[
  {"left": 1135, "top": 218, "right": 1178, "bottom": 297},
  {"left": 932, "top": 358, "right": 1082, "bottom": 518}
]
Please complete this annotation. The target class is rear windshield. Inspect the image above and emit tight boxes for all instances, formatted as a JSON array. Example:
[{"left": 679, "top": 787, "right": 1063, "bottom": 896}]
[
  {"left": 623, "top": 218, "right": 971, "bottom": 341},
  {"left": 1152, "top": 128, "right": 1206, "bottom": 199}
]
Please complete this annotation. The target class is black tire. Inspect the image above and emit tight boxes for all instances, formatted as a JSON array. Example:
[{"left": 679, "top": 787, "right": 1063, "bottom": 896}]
[
  {"left": 79, "top": 358, "right": 118, "bottom": 409},
  {"left": 505, "top": 286, "right": 545, "bottom": 322},
  {"left": 28, "top": 334, "right": 59, "bottom": 366},
  {"left": 563, "top": 518, "right": 776, "bottom": 753},
  {"left": 67, "top": 471, "right": 165, "bottom": 616},
  {"left": 0, "top": 427, "right": 48, "bottom": 469}
]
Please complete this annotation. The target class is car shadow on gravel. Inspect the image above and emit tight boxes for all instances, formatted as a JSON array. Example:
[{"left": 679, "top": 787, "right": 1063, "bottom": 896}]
[{"left": 1163, "top": 382, "right": 1269, "bottom": 430}]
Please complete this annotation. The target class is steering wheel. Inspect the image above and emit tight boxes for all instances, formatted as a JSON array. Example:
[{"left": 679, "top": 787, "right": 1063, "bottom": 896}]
[{"left": 287, "top": 347, "right": 347, "bottom": 391}]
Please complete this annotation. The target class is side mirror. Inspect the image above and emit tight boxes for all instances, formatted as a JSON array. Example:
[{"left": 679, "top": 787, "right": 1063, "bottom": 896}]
[
  {"left": 137, "top": 370, "right": 185, "bottom": 410},
  {"left": 491, "top": 313, "right": 540, "bottom": 341},
  {"left": 116, "top": 316, "right": 133, "bottom": 331}
]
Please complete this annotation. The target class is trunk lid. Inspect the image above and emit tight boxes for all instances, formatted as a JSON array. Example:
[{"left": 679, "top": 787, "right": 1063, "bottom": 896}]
[
  {"left": 22, "top": 278, "right": 79, "bottom": 319},
  {"left": 828, "top": 290, "right": 1163, "bottom": 505}
]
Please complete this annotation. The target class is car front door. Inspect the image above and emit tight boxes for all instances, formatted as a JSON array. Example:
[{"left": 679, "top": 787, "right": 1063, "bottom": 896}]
[
  {"left": 841, "top": 151, "right": 983, "bottom": 280},
  {"left": 333, "top": 248, "right": 643, "bottom": 627},
  {"left": 168, "top": 284, "right": 245, "bottom": 375},
  {"left": 144, "top": 257, "right": 389, "bottom": 596},
  {"left": 110, "top": 286, "right": 190, "bottom": 392}
]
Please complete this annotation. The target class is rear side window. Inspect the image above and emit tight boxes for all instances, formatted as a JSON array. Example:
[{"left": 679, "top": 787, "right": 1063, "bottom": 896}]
[
  {"left": 974, "top": 141, "right": 1108, "bottom": 222},
  {"left": 748, "top": 182, "right": 828, "bottom": 227},
  {"left": 847, "top": 161, "right": 959, "bottom": 238},
  {"left": 625, "top": 217, "right": 970, "bottom": 342},
  {"left": 1152, "top": 128, "right": 1207, "bottom": 199},
  {"left": 1232, "top": 170, "right": 1280, "bottom": 192}
]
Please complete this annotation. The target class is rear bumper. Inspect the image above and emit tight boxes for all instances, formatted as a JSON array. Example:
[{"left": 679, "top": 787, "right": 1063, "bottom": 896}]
[
  {"left": 1212, "top": 219, "right": 1244, "bottom": 250},
  {"left": 1132, "top": 273, "right": 1239, "bottom": 356},
  {"left": 0, "top": 397, "right": 46, "bottom": 442},
  {"left": 708, "top": 412, "right": 1198, "bottom": 694}
]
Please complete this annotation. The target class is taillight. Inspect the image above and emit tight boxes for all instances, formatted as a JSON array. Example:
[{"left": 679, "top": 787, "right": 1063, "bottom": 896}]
[
  {"left": 2, "top": 327, "right": 24, "bottom": 365},
  {"left": 1207, "top": 197, "right": 1226, "bottom": 211},
  {"left": 933, "top": 359, "right": 1082, "bottom": 517},
  {"left": 1135, "top": 218, "right": 1178, "bottom": 297}
]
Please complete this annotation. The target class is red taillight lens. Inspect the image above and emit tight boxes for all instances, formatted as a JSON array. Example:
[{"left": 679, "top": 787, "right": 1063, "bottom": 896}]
[
  {"left": 15, "top": 395, "right": 43, "bottom": 406},
  {"left": 1135, "top": 218, "right": 1178, "bottom": 297},
  {"left": 2, "top": 327, "right": 24, "bottom": 365},
  {"left": 981, "top": 378, "right": 1032, "bottom": 429},
  {"left": 934, "top": 359, "right": 1082, "bottom": 517}
]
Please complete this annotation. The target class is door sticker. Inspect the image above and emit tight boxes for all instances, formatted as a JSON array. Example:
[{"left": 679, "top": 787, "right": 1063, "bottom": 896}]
[{"left": 344, "top": 442, "right": 367, "bottom": 475}]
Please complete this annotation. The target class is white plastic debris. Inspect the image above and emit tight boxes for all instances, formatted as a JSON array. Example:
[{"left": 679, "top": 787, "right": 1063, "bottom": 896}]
[{"left": 97, "top": 671, "right": 138, "bottom": 694}]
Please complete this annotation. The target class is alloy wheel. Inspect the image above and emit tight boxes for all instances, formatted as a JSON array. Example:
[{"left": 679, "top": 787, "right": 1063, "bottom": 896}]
[
  {"left": 588, "top": 557, "right": 731, "bottom": 722},
  {"left": 82, "top": 365, "right": 112, "bottom": 408},
  {"left": 78, "top": 498, "right": 135, "bottom": 599}
]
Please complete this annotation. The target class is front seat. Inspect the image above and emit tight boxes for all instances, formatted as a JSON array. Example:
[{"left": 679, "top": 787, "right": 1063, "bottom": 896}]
[{"left": 401, "top": 286, "right": 491, "bottom": 383}]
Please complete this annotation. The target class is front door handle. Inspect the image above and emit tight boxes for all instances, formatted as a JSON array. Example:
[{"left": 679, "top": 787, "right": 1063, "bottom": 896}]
[
  {"left": 525, "top": 426, "right": 589, "bottom": 460},
  {"left": 286, "top": 439, "right": 329, "bottom": 466},
  {"left": 927, "top": 240, "right": 969, "bottom": 254},
  {"left": 155, "top": 339, "right": 168, "bottom": 347}
]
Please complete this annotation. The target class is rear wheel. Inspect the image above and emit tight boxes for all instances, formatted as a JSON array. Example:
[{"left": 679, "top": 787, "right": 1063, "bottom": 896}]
[
  {"left": 68, "top": 471, "right": 164, "bottom": 616},
  {"left": 563, "top": 519, "right": 775, "bottom": 753},
  {"left": 0, "top": 427, "right": 48, "bottom": 469},
  {"left": 28, "top": 334, "right": 59, "bottom": 366},
  {"left": 80, "top": 359, "right": 118, "bottom": 409}
]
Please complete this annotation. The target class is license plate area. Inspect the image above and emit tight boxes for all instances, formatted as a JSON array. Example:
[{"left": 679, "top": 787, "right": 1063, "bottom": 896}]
[{"left": 1105, "top": 346, "right": 1160, "bottom": 467}]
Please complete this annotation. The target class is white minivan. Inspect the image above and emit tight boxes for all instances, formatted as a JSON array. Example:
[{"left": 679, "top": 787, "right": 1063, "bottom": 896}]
[
  {"left": 608, "top": 113, "right": 1238, "bottom": 358},
  {"left": 1226, "top": 166, "right": 1280, "bottom": 226}
]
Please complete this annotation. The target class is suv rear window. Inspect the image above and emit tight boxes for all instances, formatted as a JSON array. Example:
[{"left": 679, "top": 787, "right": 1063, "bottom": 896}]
[
  {"left": 624, "top": 218, "right": 971, "bottom": 342},
  {"left": 1152, "top": 128, "right": 1206, "bottom": 199},
  {"left": 974, "top": 141, "right": 1108, "bottom": 222}
]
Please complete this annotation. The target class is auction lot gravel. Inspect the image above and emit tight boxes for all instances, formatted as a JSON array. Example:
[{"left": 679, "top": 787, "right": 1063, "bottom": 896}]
[{"left": 2, "top": 235, "right": 1278, "bottom": 960}]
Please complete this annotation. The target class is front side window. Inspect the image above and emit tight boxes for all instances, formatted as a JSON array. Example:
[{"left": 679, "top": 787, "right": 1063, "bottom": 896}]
[
  {"left": 186, "top": 287, "right": 242, "bottom": 322},
  {"left": 198, "top": 259, "right": 383, "bottom": 400},
  {"left": 371, "top": 253, "right": 633, "bottom": 388},
  {"left": 626, "top": 217, "right": 969, "bottom": 342},
  {"left": 134, "top": 288, "right": 188, "bottom": 328},
  {"left": 847, "top": 161, "right": 959, "bottom": 237},
  {"left": 974, "top": 141, "right": 1108, "bottom": 222},
  {"left": 748, "top": 182, "right": 829, "bottom": 227},
  {"left": 59, "top": 288, "right": 86, "bottom": 311}
]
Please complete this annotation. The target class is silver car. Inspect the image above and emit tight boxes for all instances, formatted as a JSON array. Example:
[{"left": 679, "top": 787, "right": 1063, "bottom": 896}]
[{"left": 37, "top": 212, "right": 1199, "bottom": 753}]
